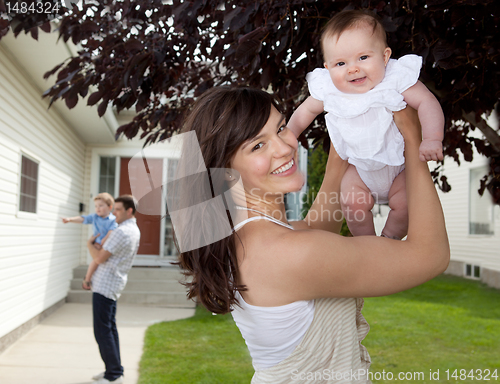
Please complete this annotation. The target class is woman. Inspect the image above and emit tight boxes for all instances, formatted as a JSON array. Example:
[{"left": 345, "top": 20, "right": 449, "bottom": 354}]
[{"left": 176, "top": 86, "right": 449, "bottom": 383}]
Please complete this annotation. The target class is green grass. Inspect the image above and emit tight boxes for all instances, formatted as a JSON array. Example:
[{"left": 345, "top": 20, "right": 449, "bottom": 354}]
[
  {"left": 363, "top": 275, "right": 500, "bottom": 383},
  {"left": 138, "top": 275, "right": 500, "bottom": 384},
  {"left": 138, "top": 304, "right": 253, "bottom": 384}
]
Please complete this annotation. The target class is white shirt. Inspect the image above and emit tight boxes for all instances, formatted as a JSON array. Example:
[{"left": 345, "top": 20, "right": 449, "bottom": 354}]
[
  {"left": 231, "top": 291, "right": 315, "bottom": 371},
  {"left": 230, "top": 211, "right": 315, "bottom": 370}
]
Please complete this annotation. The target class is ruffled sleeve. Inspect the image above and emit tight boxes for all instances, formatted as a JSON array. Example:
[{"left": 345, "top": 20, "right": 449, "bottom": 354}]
[
  {"left": 305, "top": 68, "right": 333, "bottom": 102},
  {"left": 385, "top": 54, "right": 423, "bottom": 93}
]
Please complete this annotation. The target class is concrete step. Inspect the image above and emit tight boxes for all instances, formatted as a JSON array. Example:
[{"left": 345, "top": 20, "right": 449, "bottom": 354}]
[
  {"left": 72, "top": 265, "right": 185, "bottom": 280},
  {"left": 70, "top": 278, "right": 187, "bottom": 292},
  {"left": 67, "top": 265, "right": 194, "bottom": 307},
  {"left": 67, "top": 290, "right": 195, "bottom": 307}
]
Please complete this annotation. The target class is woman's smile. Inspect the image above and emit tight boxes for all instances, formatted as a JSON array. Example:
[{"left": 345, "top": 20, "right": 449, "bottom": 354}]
[{"left": 271, "top": 158, "right": 296, "bottom": 176}]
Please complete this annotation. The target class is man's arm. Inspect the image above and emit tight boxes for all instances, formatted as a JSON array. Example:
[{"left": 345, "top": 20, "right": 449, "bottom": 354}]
[{"left": 87, "top": 235, "right": 112, "bottom": 264}]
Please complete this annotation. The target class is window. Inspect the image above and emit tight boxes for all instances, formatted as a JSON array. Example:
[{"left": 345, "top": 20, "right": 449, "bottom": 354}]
[
  {"left": 465, "top": 264, "right": 481, "bottom": 279},
  {"left": 99, "top": 156, "right": 116, "bottom": 196},
  {"left": 167, "top": 159, "right": 178, "bottom": 181},
  {"left": 469, "top": 167, "right": 494, "bottom": 235},
  {"left": 19, "top": 155, "right": 39, "bottom": 213},
  {"left": 165, "top": 159, "right": 178, "bottom": 256}
]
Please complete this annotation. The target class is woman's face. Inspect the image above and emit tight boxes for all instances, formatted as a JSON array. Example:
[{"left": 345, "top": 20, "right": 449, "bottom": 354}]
[{"left": 230, "top": 106, "right": 304, "bottom": 200}]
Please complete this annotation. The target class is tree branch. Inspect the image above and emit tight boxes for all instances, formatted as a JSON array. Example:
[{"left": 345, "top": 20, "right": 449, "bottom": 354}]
[{"left": 462, "top": 111, "right": 500, "bottom": 153}]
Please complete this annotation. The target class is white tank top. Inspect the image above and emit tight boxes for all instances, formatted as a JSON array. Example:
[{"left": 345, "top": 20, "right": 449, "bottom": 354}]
[{"left": 230, "top": 208, "right": 315, "bottom": 370}]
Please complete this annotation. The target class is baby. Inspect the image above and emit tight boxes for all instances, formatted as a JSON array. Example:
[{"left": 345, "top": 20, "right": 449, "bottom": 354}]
[
  {"left": 288, "top": 10, "right": 444, "bottom": 239},
  {"left": 62, "top": 192, "right": 118, "bottom": 289}
]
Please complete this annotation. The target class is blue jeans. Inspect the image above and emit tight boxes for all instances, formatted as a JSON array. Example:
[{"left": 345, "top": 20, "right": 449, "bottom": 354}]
[{"left": 93, "top": 292, "right": 123, "bottom": 380}]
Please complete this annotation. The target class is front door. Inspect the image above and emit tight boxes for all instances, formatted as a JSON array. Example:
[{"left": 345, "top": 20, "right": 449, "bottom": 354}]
[{"left": 120, "top": 157, "right": 163, "bottom": 256}]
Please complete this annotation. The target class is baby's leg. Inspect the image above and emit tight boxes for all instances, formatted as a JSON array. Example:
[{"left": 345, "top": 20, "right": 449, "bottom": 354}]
[
  {"left": 381, "top": 170, "right": 408, "bottom": 240},
  {"left": 341, "top": 165, "right": 375, "bottom": 236},
  {"left": 82, "top": 259, "right": 99, "bottom": 290}
]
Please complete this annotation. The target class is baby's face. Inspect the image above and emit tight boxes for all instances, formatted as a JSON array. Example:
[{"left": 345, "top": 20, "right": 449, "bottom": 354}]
[{"left": 323, "top": 25, "right": 391, "bottom": 94}]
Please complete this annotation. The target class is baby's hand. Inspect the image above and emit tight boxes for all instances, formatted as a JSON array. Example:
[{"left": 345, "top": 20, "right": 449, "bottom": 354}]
[
  {"left": 62, "top": 217, "right": 69, "bottom": 223},
  {"left": 419, "top": 139, "right": 443, "bottom": 162}
]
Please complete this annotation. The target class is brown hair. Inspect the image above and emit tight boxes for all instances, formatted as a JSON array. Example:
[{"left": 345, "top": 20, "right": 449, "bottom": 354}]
[
  {"left": 114, "top": 194, "right": 137, "bottom": 215},
  {"left": 176, "top": 86, "right": 282, "bottom": 314},
  {"left": 94, "top": 192, "right": 114, "bottom": 207},
  {"left": 321, "top": 10, "right": 388, "bottom": 57}
]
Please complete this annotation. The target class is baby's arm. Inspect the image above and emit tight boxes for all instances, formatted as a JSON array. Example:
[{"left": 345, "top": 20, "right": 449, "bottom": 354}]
[
  {"left": 402, "top": 81, "right": 444, "bottom": 162},
  {"left": 287, "top": 96, "right": 325, "bottom": 138},
  {"left": 62, "top": 216, "right": 84, "bottom": 224}
]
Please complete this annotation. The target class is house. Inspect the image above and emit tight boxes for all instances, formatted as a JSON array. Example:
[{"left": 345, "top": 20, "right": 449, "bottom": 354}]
[
  {"left": 0, "top": 28, "right": 182, "bottom": 352},
  {"left": 435, "top": 117, "right": 500, "bottom": 289}
]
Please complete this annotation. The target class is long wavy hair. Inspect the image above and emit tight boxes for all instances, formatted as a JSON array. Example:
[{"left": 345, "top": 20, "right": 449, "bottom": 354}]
[{"left": 174, "top": 86, "right": 282, "bottom": 314}]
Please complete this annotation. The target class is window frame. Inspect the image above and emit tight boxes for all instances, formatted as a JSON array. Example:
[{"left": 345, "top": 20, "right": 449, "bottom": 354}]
[
  {"left": 98, "top": 156, "right": 118, "bottom": 196},
  {"left": 17, "top": 152, "right": 40, "bottom": 219},
  {"left": 468, "top": 166, "right": 495, "bottom": 236},
  {"left": 464, "top": 263, "right": 481, "bottom": 280}
]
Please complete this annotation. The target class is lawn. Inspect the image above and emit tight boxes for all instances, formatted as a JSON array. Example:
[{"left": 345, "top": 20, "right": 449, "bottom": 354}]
[
  {"left": 363, "top": 275, "right": 500, "bottom": 383},
  {"left": 138, "top": 275, "right": 500, "bottom": 384},
  {"left": 137, "top": 304, "right": 254, "bottom": 384}
]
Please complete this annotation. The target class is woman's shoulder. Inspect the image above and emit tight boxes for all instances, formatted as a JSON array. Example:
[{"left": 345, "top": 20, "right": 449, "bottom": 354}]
[
  {"left": 290, "top": 220, "right": 310, "bottom": 230},
  {"left": 236, "top": 219, "right": 316, "bottom": 272},
  {"left": 236, "top": 222, "right": 336, "bottom": 305}
]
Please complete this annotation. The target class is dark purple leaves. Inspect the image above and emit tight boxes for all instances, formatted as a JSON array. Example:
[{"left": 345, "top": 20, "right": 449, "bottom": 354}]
[
  {"left": 97, "top": 100, "right": 108, "bottom": 118},
  {"left": 65, "top": 92, "right": 78, "bottom": 109},
  {"left": 124, "top": 39, "right": 144, "bottom": 52},
  {"left": 87, "top": 91, "right": 103, "bottom": 106},
  {"left": 1, "top": 0, "right": 499, "bottom": 199},
  {"left": 0, "top": 19, "right": 10, "bottom": 30}
]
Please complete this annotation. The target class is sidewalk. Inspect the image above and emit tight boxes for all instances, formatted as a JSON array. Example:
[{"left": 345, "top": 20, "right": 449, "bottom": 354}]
[{"left": 0, "top": 303, "right": 195, "bottom": 384}]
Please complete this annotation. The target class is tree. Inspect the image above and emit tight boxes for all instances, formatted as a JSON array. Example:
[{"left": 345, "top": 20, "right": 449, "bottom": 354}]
[{"left": 1, "top": 0, "right": 499, "bottom": 201}]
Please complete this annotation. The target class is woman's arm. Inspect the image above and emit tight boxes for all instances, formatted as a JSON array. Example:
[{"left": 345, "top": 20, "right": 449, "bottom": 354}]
[
  {"left": 298, "top": 143, "right": 348, "bottom": 233},
  {"left": 265, "top": 107, "right": 449, "bottom": 301}
]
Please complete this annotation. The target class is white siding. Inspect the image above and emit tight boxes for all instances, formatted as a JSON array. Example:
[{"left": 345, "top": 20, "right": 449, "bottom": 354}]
[
  {"left": 79, "top": 146, "right": 93, "bottom": 265},
  {"left": 436, "top": 153, "right": 500, "bottom": 273},
  {"left": 0, "top": 45, "right": 86, "bottom": 338}
]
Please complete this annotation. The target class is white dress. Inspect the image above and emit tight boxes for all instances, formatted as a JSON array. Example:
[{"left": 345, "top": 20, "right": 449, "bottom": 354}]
[{"left": 307, "top": 55, "right": 422, "bottom": 203}]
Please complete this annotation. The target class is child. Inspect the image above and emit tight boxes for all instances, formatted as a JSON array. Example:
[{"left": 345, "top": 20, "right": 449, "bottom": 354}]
[
  {"left": 62, "top": 192, "right": 118, "bottom": 289},
  {"left": 288, "top": 10, "right": 444, "bottom": 239}
]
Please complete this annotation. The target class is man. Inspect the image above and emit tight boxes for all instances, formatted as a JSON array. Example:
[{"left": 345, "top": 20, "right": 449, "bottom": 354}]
[{"left": 86, "top": 195, "right": 141, "bottom": 384}]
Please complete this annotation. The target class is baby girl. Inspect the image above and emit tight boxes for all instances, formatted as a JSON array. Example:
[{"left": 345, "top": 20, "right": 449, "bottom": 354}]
[{"left": 288, "top": 9, "right": 444, "bottom": 239}]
